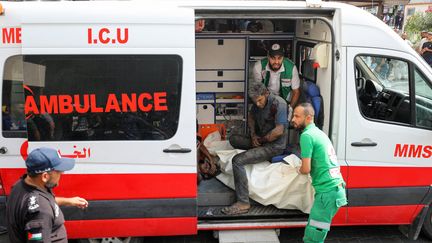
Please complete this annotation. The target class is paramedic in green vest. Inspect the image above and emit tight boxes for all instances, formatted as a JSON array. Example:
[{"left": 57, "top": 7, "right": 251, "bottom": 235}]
[
  {"left": 291, "top": 103, "right": 347, "bottom": 243},
  {"left": 252, "top": 43, "right": 301, "bottom": 119}
]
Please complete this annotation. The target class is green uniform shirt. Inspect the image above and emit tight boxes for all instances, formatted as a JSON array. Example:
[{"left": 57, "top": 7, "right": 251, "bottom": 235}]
[{"left": 300, "top": 123, "right": 344, "bottom": 192}]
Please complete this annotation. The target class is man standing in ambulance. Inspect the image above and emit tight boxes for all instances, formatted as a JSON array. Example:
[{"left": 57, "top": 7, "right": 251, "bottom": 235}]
[
  {"left": 222, "top": 83, "right": 288, "bottom": 215},
  {"left": 252, "top": 43, "right": 301, "bottom": 119},
  {"left": 291, "top": 103, "right": 347, "bottom": 243}
]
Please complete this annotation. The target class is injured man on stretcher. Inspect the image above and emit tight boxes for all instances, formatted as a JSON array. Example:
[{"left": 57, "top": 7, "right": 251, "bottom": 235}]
[{"left": 197, "top": 82, "right": 314, "bottom": 215}]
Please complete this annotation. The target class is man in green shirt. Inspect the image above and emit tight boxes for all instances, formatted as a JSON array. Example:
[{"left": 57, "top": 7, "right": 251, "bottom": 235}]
[{"left": 291, "top": 103, "right": 347, "bottom": 243}]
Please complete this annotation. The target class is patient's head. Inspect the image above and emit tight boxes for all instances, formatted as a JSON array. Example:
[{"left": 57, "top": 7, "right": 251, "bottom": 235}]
[{"left": 249, "top": 83, "right": 269, "bottom": 109}]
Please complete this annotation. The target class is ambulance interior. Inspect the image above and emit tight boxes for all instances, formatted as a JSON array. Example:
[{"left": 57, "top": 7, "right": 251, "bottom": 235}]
[{"left": 195, "top": 17, "right": 333, "bottom": 220}]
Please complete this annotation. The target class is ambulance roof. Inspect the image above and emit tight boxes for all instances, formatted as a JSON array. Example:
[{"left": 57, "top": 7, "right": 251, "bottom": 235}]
[{"left": 0, "top": 0, "right": 415, "bottom": 54}]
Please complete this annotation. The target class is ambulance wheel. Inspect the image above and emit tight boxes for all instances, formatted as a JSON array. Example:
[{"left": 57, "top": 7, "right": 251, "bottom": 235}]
[
  {"left": 77, "top": 237, "right": 143, "bottom": 243},
  {"left": 422, "top": 205, "right": 432, "bottom": 240}
]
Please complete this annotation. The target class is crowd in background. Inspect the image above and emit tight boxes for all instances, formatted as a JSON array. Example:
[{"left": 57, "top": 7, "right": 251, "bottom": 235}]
[
  {"left": 382, "top": 10, "right": 404, "bottom": 30},
  {"left": 399, "top": 30, "right": 432, "bottom": 67},
  {"left": 416, "top": 31, "right": 432, "bottom": 66}
]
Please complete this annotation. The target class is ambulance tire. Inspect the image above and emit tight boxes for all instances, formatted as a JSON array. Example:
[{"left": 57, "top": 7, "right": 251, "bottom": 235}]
[{"left": 422, "top": 205, "right": 432, "bottom": 240}]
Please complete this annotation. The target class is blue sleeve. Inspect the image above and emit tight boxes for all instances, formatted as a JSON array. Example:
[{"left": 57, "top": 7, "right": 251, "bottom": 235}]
[{"left": 275, "top": 100, "right": 288, "bottom": 125}]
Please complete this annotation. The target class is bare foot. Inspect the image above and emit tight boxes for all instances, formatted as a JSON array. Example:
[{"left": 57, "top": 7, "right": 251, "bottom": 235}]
[{"left": 221, "top": 202, "right": 250, "bottom": 215}]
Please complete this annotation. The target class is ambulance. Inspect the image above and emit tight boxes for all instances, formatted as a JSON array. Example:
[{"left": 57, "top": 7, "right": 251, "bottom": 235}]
[{"left": 0, "top": 0, "right": 431, "bottom": 242}]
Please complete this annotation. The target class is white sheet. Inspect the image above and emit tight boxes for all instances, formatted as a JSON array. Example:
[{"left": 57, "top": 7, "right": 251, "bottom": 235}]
[{"left": 204, "top": 132, "right": 314, "bottom": 213}]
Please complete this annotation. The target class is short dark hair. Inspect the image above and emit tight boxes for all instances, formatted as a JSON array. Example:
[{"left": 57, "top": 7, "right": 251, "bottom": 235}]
[
  {"left": 27, "top": 170, "right": 52, "bottom": 178},
  {"left": 297, "top": 103, "right": 315, "bottom": 117},
  {"left": 249, "top": 82, "right": 268, "bottom": 99},
  {"left": 27, "top": 171, "right": 40, "bottom": 178}
]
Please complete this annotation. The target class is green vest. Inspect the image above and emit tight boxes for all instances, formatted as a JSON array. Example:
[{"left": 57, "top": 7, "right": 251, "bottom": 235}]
[{"left": 260, "top": 58, "right": 294, "bottom": 101}]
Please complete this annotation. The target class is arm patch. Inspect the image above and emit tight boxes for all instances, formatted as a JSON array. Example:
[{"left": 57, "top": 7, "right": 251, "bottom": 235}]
[
  {"left": 25, "top": 221, "right": 43, "bottom": 242},
  {"left": 27, "top": 194, "right": 40, "bottom": 214}
]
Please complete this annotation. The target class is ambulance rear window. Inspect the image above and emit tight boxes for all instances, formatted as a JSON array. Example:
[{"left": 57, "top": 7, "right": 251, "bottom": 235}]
[{"left": 3, "top": 55, "right": 182, "bottom": 141}]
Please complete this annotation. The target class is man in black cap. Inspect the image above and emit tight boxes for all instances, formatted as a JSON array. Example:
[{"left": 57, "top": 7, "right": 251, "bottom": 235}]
[
  {"left": 252, "top": 42, "right": 301, "bottom": 120},
  {"left": 6, "top": 147, "right": 88, "bottom": 243}
]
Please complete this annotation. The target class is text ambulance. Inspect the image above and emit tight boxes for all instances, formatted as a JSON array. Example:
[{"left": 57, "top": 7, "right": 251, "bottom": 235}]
[{"left": 0, "top": 0, "right": 431, "bottom": 242}]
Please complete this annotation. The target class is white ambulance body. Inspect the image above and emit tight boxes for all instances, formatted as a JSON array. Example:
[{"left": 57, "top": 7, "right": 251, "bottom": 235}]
[{"left": 0, "top": 1, "right": 431, "bottom": 241}]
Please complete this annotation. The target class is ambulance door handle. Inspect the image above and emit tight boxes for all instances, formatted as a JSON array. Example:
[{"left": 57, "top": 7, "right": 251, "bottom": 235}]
[
  {"left": 163, "top": 144, "right": 191, "bottom": 153},
  {"left": 351, "top": 141, "right": 377, "bottom": 147}
]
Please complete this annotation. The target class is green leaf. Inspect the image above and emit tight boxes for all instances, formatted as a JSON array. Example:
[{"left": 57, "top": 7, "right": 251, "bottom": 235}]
[{"left": 405, "top": 12, "right": 432, "bottom": 43}]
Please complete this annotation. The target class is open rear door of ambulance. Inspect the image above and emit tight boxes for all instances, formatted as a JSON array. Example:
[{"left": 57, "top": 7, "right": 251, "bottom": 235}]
[{"left": 20, "top": 1, "right": 197, "bottom": 239}]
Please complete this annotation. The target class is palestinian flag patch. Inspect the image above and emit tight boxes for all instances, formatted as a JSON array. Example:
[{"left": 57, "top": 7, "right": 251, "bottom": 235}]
[{"left": 28, "top": 232, "right": 42, "bottom": 241}]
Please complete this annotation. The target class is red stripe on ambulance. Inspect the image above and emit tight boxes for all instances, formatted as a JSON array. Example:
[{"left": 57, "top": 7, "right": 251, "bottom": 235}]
[
  {"left": 0, "top": 169, "right": 196, "bottom": 199},
  {"left": 3, "top": 165, "right": 431, "bottom": 198},
  {"left": 65, "top": 217, "right": 197, "bottom": 239},
  {"left": 346, "top": 205, "right": 424, "bottom": 225},
  {"left": 346, "top": 166, "right": 432, "bottom": 188}
]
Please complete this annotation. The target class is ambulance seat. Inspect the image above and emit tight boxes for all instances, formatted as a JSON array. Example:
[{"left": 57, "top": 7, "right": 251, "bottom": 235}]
[
  {"left": 271, "top": 81, "right": 323, "bottom": 163},
  {"left": 272, "top": 57, "right": 324, "bottom": 163},
  {"left": 303, "top": 80, "right": 324, "bottom": 130}
]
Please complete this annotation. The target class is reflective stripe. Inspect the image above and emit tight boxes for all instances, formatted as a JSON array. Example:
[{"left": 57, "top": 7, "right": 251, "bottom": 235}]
[{"left": 309, "top": 219, "right": 331, "bottom": 230}]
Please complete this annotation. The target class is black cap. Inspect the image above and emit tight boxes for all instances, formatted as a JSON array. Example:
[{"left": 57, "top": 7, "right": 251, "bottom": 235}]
[
  {"left": 26, "top": 147, "right": 75, "bottom": 174},
  {"left": 268, "top": 43, "right": 285, "bottom": 57}
]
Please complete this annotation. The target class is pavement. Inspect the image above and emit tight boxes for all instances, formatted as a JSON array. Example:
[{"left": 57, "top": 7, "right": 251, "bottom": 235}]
[
  {"left": 1, "top": 226, "right": 431, "bottom": 242},
  {"left": 137, "top": 226, "right": 432, "bottom": 243}
]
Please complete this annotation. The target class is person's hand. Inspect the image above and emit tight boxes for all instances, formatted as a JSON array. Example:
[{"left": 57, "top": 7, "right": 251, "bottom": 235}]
[
  {"left": 251, "top": 135, "right": 261, "bottom": 147},
  {"left": 206, "top": 157, "right": 218, "bottom": 176},
  {"left": 69, "top": 197, "right": 89, "bottom": 209}
]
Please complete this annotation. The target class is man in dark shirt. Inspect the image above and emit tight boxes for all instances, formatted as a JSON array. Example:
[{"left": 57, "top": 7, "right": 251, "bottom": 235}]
[
  {"left": 421, "top": 32, "right": 432, "bottom": 66},
  {"left": 221, "top": 82, "right": 288, "bottom": 215},
  {"left": 6, "top": 147, "right": 88, "bottom": 243}
]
